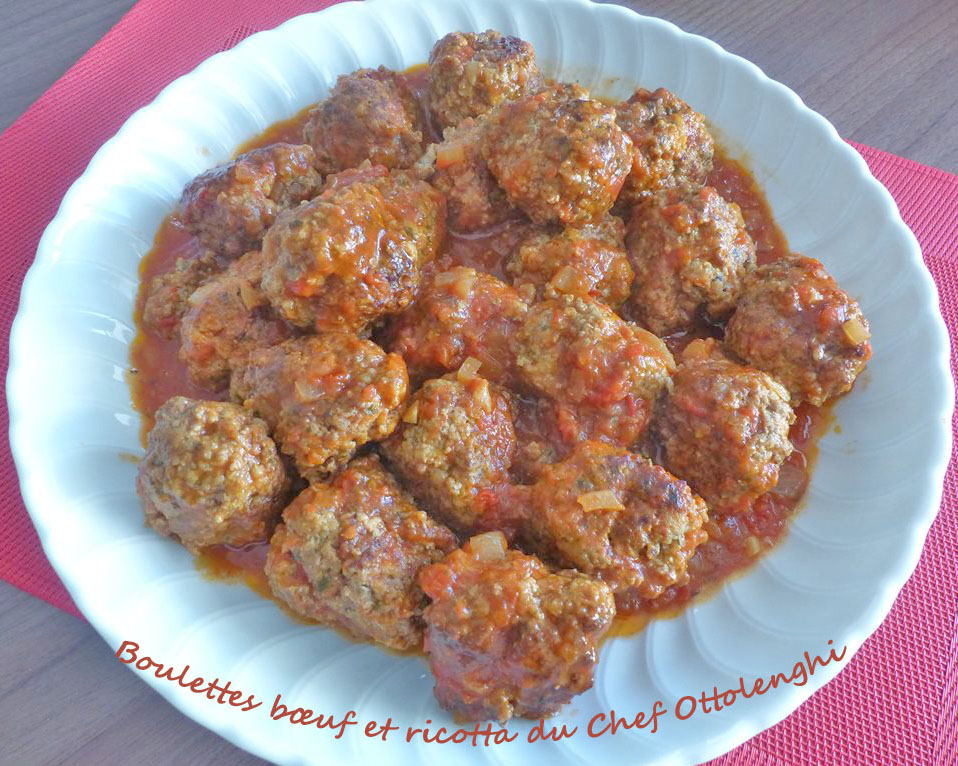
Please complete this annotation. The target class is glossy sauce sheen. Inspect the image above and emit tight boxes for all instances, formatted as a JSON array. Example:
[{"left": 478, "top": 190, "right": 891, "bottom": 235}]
[{"left": 130, "top": 68, "right": 830, "bottom": 631}]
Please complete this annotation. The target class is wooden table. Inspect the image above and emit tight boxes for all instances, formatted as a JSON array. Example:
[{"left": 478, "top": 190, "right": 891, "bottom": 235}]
[{"left": 1, "top": 1, "right": 955, "bottom": 764}]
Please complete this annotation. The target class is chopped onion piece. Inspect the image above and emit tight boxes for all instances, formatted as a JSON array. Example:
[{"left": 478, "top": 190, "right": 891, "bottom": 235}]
[
  {"left": 434, "top": 269, "right": 458, "bottom": 286},
  {"left": 239, "top": 280, "right": 262, "bottom": 310},
  {"left": 187, "top": 281, "right": 217, "bottom": 306},
  {"left": 745, "top": 536, "right": 761, "bottom": 557},
  {"left": 842, "top": 317, "right": 869, "bottom": 345},
  {"left": 549, "top": 265, "right": 579, "bottom": 292},
  {"left": 435, "top": 142, "right": 467, "bottom": 169},
  {"left": 680, "top": 338, "right": 718, "bottom": 364},
  {"left": 577, "top": 489, "right": 625, "bottom": 512},
  {"left": 471, "top": 379, "right": 492, "bottom": 412},
  {"left": 773, "top": 460, "right": 807, "bottom": 500},
  {"left": 457, "top": 356, "right": 483, "bottom": 381},
  {"left": 402, "top": 401, "right": 419, "bottom": 424},
  {"left": 434, "top": 267, "right": 476, "bottom": 299},
  {"left": 293, "top": 379, "right": 315, "bottom": 401},
  {"left": 468, "top": 531, "right": 507, "bottom": 562}
]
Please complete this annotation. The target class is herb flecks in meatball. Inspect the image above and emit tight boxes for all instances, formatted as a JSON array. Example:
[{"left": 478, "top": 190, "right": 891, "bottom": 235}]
[
  {"left": 483, "top": 85, "right": 633, "bottom": 226},
  {"left": 136, "top": 397, "right": 290, "bottom": 552},
  {"left": 305, "top": 67, "right": 425, "bottom": 173},
  {"left": 177, "top": 144, "right": 321, "bottom": 259},
  {"left": 427, "top": 30, "right": 545, "bottom": 130},
  {"left": 381, "top": 369, "right": 518, "bottom": 535},
  {"left": 419, "top": 532, "right": 615, "bottom": 722},
  {"left": 516, "top": 295, "right": 675, "bottom": 448},
  {"left": 615, "top": 87, "right": 714, "bottom": 204},
  {"left": 654, "top": 351, "right": 795, "bottom": 514},
  {"left": 260, "top": 169, "right": 445, "bottom": 333},
  {"left": 179, "top": 251, "right": 294, "bottom": 391},
  {"left": 725, "top": 254, "right": 871, "bottom": 406},
  {"left": 231, "top": 334, "right": 408, "bottom": 479},
  {"left": 626, "top": 185, "right": 756, "bottom": 335},
  {"left": 417, "top": 117, "right": 518, "bottom": 233},
  {"left": 523, "top": 441, "right": 708, "bottom": 612},
  {"left": 383, "top": 266, "right": 528, "bottom": 387},
  {"left": 266, "top": 456, "right": 457, "bottom": 650},
  {"left": 507, "top": 215, "right": 634, "bottom": 307}
]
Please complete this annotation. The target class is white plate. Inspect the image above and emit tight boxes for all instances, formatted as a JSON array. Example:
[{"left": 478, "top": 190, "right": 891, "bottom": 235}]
[{"left": 7, "top": 0, "right": 953, "bottom": 764}]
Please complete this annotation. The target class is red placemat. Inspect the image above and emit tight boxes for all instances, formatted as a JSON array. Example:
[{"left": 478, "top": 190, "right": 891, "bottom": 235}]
[{"left": 0, "top": 2, "right": 955, "bottom": 764}]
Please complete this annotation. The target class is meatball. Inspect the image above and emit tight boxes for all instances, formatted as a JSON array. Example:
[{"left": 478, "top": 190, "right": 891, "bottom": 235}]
[
  {"left": 141, "top": 252, "right": 221, "bottom": 340},
  {"left": 177, "top": 143, "right": 321, "bottom": 259},
  {"left": 265, "top": 456, "right": 457, "bottom": 650},
  {"left": 483, "top": 85, "right": 633, "bottom": 226},
  {"left": 427, "top": 30, "right": 545, "bottom": 130},
  {"left": 522, "top": 441, "right": 708, "bottom": 612},
  {"left": 615, "top": 87, "right": 714, "bottom": 204},
  {"left": 318, "top": 161, "right": 390, "bottom": 193},
  {"left": 381, "top": 372, "right": 517, "bottom": 534},
  {"left": 654, "top": 351, "right": 795, "bottom": 513},
  {"left": 136, "top": 397, "right": 290, "bottom": 552},
  {"left": 725, "top": 254, "right": 872, "bottom": 406},
  {"left": 383, "top": 266, "right": 528, "bottom": 386},
  {"left": 304, "top": 67, "right": 424, "bottom": 173},
  {"left": 418, "top": 532, "right": 615, "bottom": 722},
  {"left": 231, "top": 334, "right": 408, "bottom": 478},
  {"left": 626, "top": 185, "right": 756, "bottom": 335},
  {"left": 179, "top": 251, "right": 295, "bottom": 391},
  {"left": 260, "top": 169, "right": 445, "bottom": 332},
  {"left": 507, "top": 215, "right": 634, "bottom": 307},
  {"left": 516, "top": 295, "right": 675, "bottom": 447},
  {"left": 417, "top": 117, "right": 517, "bottom": 232}
]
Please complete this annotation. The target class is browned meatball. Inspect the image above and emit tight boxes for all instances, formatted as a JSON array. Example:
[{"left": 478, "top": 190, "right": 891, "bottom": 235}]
[
  {"left": 516, "top": 295, "right": 675, "bottom": 447},
  {"left": 654, "top": 350, "right": 795, "bottom": 514},
  {"left": 141, "top": 252, "right": 221, "bottom": 340},
  {"left": 626, "top": 185, "right": 756, "bottom": 335},
  {"left": 136, "top": 397, "right": 290, "bottom": 552},
  {"left": 265, "top": 456, "right": 457, "bottom": 650},
  {"left": 383, "top": 266, "right": 528, "bottom": 386},
  {"left": 260, "top": 169, "right": 445, "bottom": 333},
  {"left": 304, "top": 67, "right": 424, "bottom": 173},
  {"left": 507, "top": 215, "right": 634, "bottom": 307},
  {"left": 419, "top": 532, "right": 615, "bottom": 722},
  {"left": 179, "top": 251, "right": 295, "bottom": 391},
  {"left": 231, "top": 334, "right": 408, "bottom": 478},
  {"left": 416, "top": 117, "right": 517, "bottom": 232},
  {"left": 615, "top": 87, "right": 714, "bottom": 204},
  {"left": 483, "top": 85, "right": 633, "bottom": 226},
  {"left": 381, "top": 372, "right": 517, "bottom": 534},
  {"left": 725, "top": 254, "right": 872, "bottom": 406},
  {"left": 522, "top": 441, "right": 708, "bottom": 612},
  {"left": 177, "top": 144, "right": 321, "bottom": 259},
  {"left": 427, "top": 30, "right": 545, "bottom": 130}
]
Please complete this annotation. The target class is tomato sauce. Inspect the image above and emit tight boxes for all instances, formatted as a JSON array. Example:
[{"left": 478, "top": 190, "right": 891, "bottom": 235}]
[
  {"left": 708, "top": 152, "right": 790, "bottom": 265},
  {"left": 128, "top": 66, "right": 830, "bottom": 633},
  {"left": 129, "top": 219, "right": 225, "bottom": 441},
  {"left": 195, "top": 540, "right": 272, "bottom": 597},
  {"left": 235, "top": 106, "right": 313, "bottom": 155}
]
